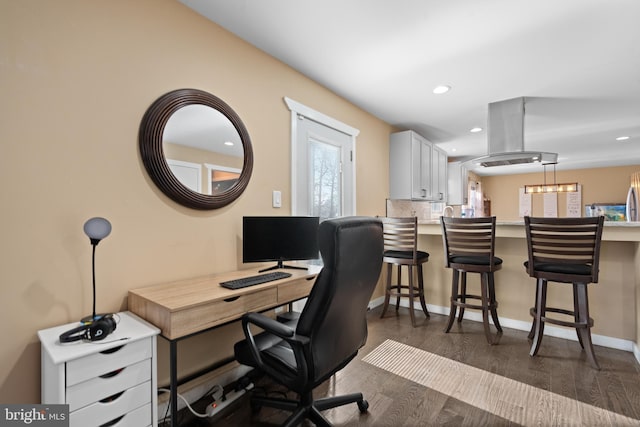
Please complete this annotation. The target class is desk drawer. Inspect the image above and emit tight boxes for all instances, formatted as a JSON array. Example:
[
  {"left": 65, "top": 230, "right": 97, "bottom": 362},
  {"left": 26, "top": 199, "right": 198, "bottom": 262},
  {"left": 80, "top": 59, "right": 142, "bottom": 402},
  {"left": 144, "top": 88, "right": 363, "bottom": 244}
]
[
  {"left": 66, "top": 338, "right": 152, "bottom": 386},
  {"left": 278, "top": 278, "right": 315, "bottom": 303},
  {"left": 170, "top": 287, "right": 278, "bottom": 338},
  {"left": 67, "top": 359, "right": 151, "bottom": 411},
  {"left": 69, "top": 381, "right": 150, "bottom": 427}
]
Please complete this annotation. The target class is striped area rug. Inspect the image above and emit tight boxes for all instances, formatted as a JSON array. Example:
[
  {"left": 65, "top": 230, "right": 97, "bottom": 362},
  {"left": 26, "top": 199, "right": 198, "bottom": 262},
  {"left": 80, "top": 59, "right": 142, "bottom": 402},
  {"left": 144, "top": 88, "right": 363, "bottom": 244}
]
[{"left": 362, "top": 339, "right": 639, "bottom": 426}]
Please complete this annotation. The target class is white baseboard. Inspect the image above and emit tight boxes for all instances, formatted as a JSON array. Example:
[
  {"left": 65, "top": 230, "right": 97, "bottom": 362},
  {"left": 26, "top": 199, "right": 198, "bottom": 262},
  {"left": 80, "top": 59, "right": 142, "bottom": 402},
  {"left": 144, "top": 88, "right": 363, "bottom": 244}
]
[{"left": 369, "top": 297, "right": 640, "bottom": 363}]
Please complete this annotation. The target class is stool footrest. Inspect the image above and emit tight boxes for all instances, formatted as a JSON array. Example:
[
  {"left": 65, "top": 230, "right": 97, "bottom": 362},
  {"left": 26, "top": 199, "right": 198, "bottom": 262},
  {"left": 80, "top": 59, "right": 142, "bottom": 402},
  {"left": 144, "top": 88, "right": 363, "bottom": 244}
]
[
  {"left": 530, "top": 307, "right": 594, "bottom": 328},
  {"left": 451, "top": 294, "right": 498, "bottom": 311}
]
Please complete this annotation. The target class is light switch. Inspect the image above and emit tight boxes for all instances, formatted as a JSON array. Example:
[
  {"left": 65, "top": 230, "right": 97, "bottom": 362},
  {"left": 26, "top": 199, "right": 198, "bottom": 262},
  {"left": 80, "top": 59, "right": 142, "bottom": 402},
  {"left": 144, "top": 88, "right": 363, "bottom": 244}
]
[{"left": 272, "top": 190, "right": 282, "bottom": 208}]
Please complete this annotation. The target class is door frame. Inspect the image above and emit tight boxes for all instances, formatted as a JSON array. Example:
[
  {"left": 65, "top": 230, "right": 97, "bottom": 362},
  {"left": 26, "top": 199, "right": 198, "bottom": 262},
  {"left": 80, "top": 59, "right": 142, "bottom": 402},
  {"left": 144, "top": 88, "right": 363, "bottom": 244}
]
[{"left": 284, "top": 97, "right": 360, "bottom": 216}]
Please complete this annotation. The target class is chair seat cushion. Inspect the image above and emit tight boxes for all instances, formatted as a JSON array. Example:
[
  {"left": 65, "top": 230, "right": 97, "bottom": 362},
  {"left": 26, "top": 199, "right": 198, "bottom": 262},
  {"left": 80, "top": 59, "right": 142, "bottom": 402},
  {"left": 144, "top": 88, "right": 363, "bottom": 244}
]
[
  {"left": 234, "top": 319, "right": 297, "bottom": 369},
  {"left": 523, "top": 260, "right": 592, "bottom": 276},
  {"left": 384, "top": 250, "right": 429, "bottom": 262},
  {"left": 450, "top": 255, "right": 502, "bottom": 266}
]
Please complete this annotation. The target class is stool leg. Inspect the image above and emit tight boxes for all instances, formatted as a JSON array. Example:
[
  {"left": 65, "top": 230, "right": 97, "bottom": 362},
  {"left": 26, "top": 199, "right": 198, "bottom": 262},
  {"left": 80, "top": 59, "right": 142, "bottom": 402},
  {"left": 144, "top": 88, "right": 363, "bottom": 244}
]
[
  {"left": 417, "top": 264, "right": 430, "bottom": 318},
  {"left": 457, "top": 272, "right": 467, "bottom": 322},
  {"left": 395, "top": 265, "right": 402, "bottom": 311},
  {"left": 488, "top": 272, "right": 502, "bottom": 333},
  {"left": 380, "top": 263, "right": 392, "bottom": 318},
  {"left": 408, "top": 265, "right": 417, "bottom": 327},
  {"left": 528, "top": 281, "right": 539, "bottom": 340},
  {"left": 530, "top": 278, "right": 547, "bottom": 357},
  {"left": 575, "top": 282, "right": 600, "bottom": 370},
  {"left": 480, "top": 272, "right": 498, "bottom": 345},
  {"left": 573, "top": 283, "right": 585, "bottom": 349},
  {"left": 444, "top": 269, "right": 459, "bottom": 333}
]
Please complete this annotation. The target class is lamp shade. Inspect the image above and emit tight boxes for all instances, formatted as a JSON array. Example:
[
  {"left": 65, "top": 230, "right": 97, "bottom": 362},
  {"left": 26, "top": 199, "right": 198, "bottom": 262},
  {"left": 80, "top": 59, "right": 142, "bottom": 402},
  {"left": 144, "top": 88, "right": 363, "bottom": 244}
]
[{"left": 83, "top": 217, "right": 112, "bottom": 242}]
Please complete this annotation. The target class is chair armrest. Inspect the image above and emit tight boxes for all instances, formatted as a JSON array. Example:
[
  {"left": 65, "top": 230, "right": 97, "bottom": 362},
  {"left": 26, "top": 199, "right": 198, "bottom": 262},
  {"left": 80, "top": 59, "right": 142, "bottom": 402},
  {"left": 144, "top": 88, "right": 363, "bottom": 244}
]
[{"left": 243, "top": 312, "right": 294, "bottom": 337}]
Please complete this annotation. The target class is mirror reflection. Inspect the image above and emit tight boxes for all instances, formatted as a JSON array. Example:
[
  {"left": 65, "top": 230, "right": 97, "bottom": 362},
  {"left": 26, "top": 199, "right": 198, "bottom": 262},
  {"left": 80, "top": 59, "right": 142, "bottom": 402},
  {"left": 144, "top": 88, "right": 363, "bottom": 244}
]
[{"left": 163, "top": 105, "right": 244, "bottom": 195}]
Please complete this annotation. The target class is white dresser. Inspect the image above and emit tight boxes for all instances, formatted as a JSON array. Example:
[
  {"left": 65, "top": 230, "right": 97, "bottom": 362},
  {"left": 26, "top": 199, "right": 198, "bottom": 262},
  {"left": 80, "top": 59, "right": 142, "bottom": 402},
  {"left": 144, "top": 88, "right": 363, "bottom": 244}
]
[{"left": 38, "top": 311, "right": 159, "bottom": 427}]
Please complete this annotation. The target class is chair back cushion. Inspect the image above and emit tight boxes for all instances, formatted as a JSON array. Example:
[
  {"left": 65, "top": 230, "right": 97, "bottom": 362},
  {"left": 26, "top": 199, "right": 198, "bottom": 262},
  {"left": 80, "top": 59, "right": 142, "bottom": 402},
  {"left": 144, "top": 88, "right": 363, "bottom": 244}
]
[{"left": 296, "top": 216, "right": 383, "bottom": 383}]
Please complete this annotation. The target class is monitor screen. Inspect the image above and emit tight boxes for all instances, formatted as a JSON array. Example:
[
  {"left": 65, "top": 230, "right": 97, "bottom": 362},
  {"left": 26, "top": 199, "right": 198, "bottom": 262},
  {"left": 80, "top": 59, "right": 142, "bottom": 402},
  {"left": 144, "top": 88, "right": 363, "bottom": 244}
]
[{"left": 243, "top": 216, "right": 320, "bottom": 271}]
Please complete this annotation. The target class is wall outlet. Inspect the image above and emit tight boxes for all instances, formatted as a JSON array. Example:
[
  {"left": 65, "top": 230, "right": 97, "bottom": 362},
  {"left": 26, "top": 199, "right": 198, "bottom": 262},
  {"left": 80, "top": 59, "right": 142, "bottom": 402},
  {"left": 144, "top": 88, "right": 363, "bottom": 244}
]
[{"left": 272, "top": 190, "right": 282, "bottom": 208}]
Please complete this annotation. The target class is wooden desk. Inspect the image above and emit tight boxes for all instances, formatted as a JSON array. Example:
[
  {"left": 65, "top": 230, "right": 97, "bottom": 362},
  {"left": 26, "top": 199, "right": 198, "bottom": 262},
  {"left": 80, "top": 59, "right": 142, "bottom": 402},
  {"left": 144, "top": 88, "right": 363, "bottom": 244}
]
[{"left": 127, "top": 266, "right": 320, "bottom": 426}]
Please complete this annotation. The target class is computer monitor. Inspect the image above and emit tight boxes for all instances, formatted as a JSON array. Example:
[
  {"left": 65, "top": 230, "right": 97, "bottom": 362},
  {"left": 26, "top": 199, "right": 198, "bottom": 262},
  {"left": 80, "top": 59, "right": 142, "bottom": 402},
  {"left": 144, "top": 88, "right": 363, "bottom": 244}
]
[{"left": 243, "top": 216, "right": 320, "bottom": 272}]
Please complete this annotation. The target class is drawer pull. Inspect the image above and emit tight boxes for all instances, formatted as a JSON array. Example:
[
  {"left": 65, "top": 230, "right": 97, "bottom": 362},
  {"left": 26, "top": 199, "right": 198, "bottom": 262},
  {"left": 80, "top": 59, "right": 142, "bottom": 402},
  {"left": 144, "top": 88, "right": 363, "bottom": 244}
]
[
  {"left": 99, "top": 414, "right": 124, "bottom": 427},
  {"left": 100, "top": 345, "right": 125, "bottom": 355},
  {"left": 99, "top": 367, "right": 125, "bottom": 379},
  {"left": 306, "top": 276, "right": 316, "bottom": 281},
  {"left": 100, "top": 390, "right": 124, "bottom": 403},
  {"left": 224, "top": 296, "right": 240, "bottom": 302}
]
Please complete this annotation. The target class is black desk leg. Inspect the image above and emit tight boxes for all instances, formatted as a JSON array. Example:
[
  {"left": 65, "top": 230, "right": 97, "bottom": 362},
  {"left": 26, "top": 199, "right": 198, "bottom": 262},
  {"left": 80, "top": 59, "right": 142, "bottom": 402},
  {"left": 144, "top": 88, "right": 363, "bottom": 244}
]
[{"left": 170, "top": 340, "right": 178, "bottom": 427}]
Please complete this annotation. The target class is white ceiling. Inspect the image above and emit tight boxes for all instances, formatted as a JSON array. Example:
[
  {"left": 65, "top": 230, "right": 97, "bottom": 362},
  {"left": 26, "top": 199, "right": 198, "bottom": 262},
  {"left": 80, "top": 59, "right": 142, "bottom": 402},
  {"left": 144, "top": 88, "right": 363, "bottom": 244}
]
[{"left": 179, "top": 0, "right": 640, "bottom": 176}]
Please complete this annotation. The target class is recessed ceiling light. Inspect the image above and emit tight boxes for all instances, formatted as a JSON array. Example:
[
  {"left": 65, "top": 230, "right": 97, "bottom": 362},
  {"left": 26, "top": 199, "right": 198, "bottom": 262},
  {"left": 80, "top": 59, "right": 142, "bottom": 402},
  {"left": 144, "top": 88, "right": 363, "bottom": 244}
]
[
  {"left": 616, "top": 136, "right": 630, "bottom": 141},
  {"left": 470, "top": 127, "right": 483, "bottom": 133},
  {"left": 433, "top": 85, "right": 451, "bottom": 94},
  {"left": 224, "top": 141, "right": 234, "bottom": 146},
  {"left": 451, "top": 148, "right": 457, "bottom": 152}
]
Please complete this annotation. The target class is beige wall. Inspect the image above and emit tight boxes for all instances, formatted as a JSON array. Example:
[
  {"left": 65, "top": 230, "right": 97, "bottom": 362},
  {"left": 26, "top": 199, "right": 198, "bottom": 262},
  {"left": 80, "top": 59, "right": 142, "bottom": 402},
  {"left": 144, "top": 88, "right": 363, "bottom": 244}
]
[
  {"left": 482, "top": 165, "right": 640, "bottom": 220},
  {"left": 0, "top": 0, "right": 392, "bottom": 403}
]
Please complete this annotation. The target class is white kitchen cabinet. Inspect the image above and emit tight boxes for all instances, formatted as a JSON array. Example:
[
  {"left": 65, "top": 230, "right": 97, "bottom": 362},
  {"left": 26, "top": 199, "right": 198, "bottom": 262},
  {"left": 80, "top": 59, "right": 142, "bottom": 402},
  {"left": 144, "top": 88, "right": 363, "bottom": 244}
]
[
  {"left": 432, "top": 146, "right": 448, "bottom": 202},
  {"left": 447, "top": 161, "right": 469, "bottom": 205},
  {"left": 390, "top": 130, "right": 447, "bottom": 201},
  {"left": 38, "top": 311, "right": 160, "bottom": 427}
]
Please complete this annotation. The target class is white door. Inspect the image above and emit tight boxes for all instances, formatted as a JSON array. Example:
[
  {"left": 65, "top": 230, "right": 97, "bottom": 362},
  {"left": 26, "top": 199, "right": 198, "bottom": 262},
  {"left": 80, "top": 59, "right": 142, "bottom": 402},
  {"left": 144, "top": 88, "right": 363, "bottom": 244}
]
[
  {"left": 294, "top": 116, "right": 353, "bottom": 220},
  {"left": 286, "top": 97, "right": 359, "bottom": 220}
]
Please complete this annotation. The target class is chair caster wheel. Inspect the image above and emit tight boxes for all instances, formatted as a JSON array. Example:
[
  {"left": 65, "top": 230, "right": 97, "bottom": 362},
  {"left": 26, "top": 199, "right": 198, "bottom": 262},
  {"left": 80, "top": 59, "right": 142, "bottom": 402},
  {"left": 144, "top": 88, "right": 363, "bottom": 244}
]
[{"left": 357, "top": 399, "right": 369, "bottom": 413}]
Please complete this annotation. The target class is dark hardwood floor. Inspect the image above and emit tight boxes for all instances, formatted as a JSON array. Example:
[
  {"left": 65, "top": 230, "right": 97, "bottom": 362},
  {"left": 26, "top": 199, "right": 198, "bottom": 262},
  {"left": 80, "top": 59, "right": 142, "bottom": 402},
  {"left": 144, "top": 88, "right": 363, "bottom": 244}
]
[{"left": 162, "top": 306, "right": 640, "bottom": 426}]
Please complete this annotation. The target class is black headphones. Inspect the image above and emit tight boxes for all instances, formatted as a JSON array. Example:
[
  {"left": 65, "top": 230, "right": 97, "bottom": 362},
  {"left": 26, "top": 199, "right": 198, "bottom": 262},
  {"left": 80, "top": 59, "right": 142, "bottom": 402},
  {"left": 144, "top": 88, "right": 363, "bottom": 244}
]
[{"left": 59, "top": 314, "right": 117, "bottom": 343}]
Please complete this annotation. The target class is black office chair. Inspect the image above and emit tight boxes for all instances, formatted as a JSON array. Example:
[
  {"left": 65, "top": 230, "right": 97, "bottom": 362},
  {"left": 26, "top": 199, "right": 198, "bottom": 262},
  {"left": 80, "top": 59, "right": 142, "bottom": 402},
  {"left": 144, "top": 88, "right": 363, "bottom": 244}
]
[{"left": 234, "top": 216, "right": 383, "bottom": 427}]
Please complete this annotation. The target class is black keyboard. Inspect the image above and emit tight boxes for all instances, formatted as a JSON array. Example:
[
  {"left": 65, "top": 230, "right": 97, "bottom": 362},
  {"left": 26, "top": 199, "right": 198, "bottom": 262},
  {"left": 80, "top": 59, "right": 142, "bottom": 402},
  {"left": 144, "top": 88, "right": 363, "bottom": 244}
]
[{"left": 220, "top": 271, "right": 293, "bottom": 290}]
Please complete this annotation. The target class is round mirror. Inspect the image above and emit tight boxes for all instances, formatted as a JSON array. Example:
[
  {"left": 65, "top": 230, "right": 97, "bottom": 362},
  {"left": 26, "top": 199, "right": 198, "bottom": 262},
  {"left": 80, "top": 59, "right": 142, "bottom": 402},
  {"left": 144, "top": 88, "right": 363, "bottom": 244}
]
[{"left": 139, "top": 89, "right": 253, "bottom": 210}]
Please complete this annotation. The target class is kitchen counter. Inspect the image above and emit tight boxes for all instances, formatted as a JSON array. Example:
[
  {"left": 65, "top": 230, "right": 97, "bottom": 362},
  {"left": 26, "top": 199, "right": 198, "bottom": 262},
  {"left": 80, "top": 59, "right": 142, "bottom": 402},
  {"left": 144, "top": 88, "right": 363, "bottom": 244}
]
[
  {"left": 418, "top": 219, "right": 640, "bottom": 242},
  {"left": 407, "top": 218, "right": 640, "bottom": 361}
]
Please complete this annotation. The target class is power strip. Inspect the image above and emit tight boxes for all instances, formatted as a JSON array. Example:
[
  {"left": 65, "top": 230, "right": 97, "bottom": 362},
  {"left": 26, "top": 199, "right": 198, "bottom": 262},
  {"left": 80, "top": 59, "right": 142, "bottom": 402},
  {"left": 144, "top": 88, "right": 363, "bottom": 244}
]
[{"left": 205, "top": 383, "right": 254, "bottom": 417}]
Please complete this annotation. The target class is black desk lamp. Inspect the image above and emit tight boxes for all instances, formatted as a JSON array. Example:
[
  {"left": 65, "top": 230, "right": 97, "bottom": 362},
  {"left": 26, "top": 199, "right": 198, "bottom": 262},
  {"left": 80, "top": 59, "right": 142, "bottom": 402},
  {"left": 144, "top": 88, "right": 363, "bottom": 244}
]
[{"left": 81, "top": 217, "right": 112, "bottom": 324}]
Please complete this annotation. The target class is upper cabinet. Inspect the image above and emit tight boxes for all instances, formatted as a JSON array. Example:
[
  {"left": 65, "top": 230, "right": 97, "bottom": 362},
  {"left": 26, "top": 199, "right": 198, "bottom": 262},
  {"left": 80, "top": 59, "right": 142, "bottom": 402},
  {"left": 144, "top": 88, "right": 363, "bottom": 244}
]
[
  {"left": 447, "top": 161, "right": 469, "bottom": 205},
  {"left": 389, "top": 130, "right": 447, "bottom": 201},
  {"left": 432, "top": 146, "right": 448, "bottom": 202}
]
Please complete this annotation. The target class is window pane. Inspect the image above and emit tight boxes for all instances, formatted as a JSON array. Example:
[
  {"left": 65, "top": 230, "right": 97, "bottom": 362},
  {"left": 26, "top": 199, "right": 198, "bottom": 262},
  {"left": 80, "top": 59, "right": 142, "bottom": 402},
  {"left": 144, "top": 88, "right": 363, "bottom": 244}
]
[{"left": 309, "top": 139, "right": 342, "bottom": 221}]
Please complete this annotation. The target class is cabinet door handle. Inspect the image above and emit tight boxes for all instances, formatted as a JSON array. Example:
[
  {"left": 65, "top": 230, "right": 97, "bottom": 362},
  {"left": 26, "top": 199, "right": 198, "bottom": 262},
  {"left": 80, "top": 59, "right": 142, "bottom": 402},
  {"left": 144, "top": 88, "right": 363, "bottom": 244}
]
[{"left": 421, "top": 189, "right": 426, "bottom": 197}]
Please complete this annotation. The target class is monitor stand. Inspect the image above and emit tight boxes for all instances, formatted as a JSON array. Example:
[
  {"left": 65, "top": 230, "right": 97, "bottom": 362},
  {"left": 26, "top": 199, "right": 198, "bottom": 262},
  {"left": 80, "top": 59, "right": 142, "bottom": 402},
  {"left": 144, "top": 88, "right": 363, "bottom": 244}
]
[{"left": 259, "top": 260, "right": 308, "bottom": 273}]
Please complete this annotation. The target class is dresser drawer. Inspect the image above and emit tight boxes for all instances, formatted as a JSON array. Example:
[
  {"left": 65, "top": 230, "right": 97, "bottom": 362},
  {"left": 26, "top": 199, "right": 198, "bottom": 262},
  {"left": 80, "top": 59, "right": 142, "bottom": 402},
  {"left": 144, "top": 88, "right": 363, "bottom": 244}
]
[
  {"left": 66, "top": 338, "right": 152, "bottom": 386},
  {"left": 67, "top": 359, "right": 151, "bottom": 411},
  {"left": 70, "top": 381, "right": 151, "bottom": 427},
  {"left": 92, "top": 403, "right": 151, "bottom": 427}
]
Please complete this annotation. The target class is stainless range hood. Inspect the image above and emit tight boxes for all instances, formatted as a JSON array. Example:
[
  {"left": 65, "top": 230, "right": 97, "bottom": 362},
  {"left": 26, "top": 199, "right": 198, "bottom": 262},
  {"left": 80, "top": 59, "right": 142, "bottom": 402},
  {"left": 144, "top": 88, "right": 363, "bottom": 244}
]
[{"left": 471, "top": 97, "right": 557, "bottom": 167}]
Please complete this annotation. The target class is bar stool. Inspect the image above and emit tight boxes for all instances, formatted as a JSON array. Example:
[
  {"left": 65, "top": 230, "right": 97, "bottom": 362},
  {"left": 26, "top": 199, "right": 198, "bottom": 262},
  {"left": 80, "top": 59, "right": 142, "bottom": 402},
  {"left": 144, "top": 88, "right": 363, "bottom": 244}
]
[
  {"left": 524, "top": 216, "right": 604, "bottom": 369},
  {"left": 379, "top": 216, "right": 430, "bottom": 327},
  {"left": 441, "top": 216, "right": 503, "bottom": 344}
]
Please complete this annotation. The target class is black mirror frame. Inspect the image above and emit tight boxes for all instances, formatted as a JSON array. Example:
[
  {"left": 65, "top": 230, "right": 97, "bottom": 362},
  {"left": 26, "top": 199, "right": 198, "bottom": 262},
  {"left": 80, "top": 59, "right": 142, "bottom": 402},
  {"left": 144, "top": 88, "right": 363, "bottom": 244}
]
[{"left": 139, "top": 89, "right": 253, "bottom": 210}]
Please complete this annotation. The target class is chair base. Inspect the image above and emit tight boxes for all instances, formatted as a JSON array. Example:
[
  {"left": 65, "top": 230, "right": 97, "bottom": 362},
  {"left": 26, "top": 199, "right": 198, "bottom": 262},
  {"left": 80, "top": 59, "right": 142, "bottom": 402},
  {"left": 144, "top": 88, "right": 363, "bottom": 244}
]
[
  {"left": 528, "top": 278, "right": 600, "bottom": 369},
  {"left": 250, "top": 390, "right": 369, "bottom": 427},
  {"left": 380, "top": 262, "right": 429, "bottom": 327},
  {"left": 444, "top": 269, "right": 502, "bottom": 345}
]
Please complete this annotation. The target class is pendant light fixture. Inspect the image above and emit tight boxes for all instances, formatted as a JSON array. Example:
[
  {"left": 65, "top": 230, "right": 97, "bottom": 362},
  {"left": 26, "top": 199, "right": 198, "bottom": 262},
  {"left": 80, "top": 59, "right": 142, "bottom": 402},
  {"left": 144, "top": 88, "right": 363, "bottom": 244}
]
[{"left": 524, "top": 163, "right": 578, "bottom": 194}]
